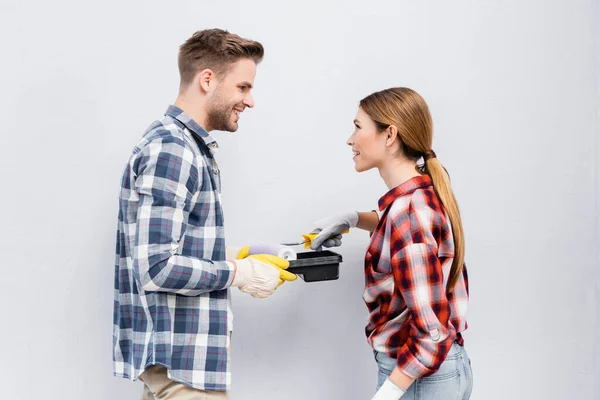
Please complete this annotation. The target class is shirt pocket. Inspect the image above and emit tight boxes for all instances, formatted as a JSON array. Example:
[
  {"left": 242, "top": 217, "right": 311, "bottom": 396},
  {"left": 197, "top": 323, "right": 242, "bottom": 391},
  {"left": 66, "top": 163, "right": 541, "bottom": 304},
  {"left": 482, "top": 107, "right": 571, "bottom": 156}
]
[{"left": 370, "top": 245, "right": 392, "bottom": 275}]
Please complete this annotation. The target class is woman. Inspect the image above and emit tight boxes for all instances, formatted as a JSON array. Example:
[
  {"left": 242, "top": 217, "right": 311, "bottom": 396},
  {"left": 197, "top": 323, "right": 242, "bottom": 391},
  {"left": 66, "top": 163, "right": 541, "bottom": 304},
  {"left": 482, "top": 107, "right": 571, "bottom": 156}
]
[{"left": 311, "top": 88, "right": 473, "bottom": 400}]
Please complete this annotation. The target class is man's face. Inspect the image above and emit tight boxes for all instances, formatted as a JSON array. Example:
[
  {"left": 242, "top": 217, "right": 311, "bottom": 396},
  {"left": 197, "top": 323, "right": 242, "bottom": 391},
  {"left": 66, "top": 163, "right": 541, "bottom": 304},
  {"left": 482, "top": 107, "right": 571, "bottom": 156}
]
[{"left": 206, "top": 58, "right": 257, "bottom": 132}]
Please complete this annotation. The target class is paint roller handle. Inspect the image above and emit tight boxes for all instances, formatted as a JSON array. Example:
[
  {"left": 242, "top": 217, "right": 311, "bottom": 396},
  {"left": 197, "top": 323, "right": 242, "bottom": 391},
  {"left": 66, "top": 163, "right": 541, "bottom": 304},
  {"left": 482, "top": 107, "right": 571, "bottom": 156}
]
[{"left": 245, "top": 243, "right": 297, "bottom": 261}]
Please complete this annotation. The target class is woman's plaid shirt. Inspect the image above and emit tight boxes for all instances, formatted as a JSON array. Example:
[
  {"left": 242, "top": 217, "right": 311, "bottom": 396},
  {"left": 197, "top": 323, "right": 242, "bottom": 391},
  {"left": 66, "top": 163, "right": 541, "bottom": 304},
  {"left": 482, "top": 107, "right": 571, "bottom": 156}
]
[{"left": 363, "top": 175, "right": 469, "bottom": 379}]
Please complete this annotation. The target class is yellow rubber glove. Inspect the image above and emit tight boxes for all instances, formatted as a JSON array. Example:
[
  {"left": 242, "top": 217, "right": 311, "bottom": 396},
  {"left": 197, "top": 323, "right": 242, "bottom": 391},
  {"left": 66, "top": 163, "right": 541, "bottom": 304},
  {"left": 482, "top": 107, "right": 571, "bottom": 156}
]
[
  {"left": 238, "top": 246, "right": 251, "bottom": 259},
  {"left": 231, "top": 254, "right": 297, "bottom": 298},
  {"left": 247, "top": 254, "right": 297, "bottom": 286}
]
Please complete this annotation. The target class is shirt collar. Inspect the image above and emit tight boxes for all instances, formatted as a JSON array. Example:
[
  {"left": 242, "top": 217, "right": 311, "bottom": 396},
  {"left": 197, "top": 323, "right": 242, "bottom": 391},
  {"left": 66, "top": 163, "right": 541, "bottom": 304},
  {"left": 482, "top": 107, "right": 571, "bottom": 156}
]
[
  {"left": 378, "top": 174, "right": 433, "bottom": 211},
  {"left": 165, "top": 105, "right": 218, "bottom": 150}
]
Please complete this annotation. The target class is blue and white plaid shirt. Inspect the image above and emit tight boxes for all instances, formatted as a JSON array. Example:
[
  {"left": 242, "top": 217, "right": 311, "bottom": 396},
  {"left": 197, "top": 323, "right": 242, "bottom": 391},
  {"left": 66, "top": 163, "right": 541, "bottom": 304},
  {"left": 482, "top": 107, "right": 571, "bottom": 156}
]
[{"left": 113, "top": 105, "right": 234, "bottom": 391}]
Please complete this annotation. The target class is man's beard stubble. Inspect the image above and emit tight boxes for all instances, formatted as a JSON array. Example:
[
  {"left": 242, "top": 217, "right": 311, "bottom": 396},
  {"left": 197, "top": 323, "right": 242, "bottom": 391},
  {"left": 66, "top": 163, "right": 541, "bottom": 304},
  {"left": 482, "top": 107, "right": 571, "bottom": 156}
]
[{"left": 206, "top": 91, "right": 237, "bottom": 132}]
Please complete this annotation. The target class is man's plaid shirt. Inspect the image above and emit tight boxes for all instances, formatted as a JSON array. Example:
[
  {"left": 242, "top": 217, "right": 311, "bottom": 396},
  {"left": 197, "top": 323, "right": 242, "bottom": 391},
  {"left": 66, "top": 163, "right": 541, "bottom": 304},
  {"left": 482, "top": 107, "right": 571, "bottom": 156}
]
[
  {"left": 363, "top": 175, "right": 469, "bottom": 379},
  {"left": 113, "top": 105, "right": 235, "bottom": 391}
]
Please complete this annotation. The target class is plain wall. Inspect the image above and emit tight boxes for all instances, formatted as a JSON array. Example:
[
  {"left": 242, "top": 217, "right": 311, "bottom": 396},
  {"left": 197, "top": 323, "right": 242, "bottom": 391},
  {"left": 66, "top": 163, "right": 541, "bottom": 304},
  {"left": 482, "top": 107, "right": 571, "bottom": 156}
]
[{"left": 1, "top": 0, "right": 598, "bottom": 399}]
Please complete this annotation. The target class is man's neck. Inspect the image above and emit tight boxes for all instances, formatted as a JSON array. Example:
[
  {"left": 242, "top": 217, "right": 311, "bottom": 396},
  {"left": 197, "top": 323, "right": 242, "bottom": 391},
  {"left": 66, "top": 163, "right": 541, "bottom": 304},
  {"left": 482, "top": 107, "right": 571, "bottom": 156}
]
[{"left": 174, "top": 95, "right": 211, "bottom": 132}]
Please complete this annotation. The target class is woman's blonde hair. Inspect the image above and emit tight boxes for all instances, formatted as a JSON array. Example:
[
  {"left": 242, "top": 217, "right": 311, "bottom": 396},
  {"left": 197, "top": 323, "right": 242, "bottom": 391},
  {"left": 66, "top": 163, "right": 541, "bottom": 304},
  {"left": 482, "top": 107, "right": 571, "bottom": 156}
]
[{"left": 360, "top": 87, "right": 464, "bottom": 291}]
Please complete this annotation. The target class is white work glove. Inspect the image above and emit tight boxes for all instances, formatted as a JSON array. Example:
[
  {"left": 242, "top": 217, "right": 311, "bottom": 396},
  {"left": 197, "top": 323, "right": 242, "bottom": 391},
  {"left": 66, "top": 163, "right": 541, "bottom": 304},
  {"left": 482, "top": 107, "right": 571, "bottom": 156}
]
[
  {"left": 310, "top": 211, "right": 359, "bottom": 250},
  {"left": 226, "top": 245, "right": 248, "bottom": 261},
  {"left": 371, "top": 378, "right": 406, "bottom": 400},
  {"left": 230, "top": 254, "right": 296, "bottom": 298}
]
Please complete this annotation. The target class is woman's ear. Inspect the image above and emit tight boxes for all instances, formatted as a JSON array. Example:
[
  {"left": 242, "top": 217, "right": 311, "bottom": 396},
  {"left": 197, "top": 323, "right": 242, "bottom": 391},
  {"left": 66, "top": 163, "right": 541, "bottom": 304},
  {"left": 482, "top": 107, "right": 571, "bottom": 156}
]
[{"left": 385, "top": 125, "right": 398, "bottom": 147}]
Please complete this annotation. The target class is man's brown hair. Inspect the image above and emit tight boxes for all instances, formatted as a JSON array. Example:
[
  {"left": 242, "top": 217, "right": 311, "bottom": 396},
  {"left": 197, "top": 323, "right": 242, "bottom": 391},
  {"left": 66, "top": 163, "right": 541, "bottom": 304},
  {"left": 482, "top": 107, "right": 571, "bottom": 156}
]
[{"left": 178, "top": 28, "right": 264, "bottom": 88}]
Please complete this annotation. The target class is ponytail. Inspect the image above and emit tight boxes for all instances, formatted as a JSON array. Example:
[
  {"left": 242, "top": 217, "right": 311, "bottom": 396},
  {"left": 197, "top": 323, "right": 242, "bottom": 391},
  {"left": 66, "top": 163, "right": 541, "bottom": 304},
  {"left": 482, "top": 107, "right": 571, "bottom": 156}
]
[{"left": 424, "top": 156, "right": 464, "bottom": 292}]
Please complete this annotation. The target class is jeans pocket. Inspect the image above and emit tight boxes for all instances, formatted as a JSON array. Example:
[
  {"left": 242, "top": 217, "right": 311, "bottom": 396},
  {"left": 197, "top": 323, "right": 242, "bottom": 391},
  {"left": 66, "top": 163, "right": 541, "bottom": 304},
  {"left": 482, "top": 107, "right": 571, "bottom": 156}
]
[
  {"left": 413, "top": 349, "right": 462, "bottom": 400},
  {"left": 420, "top": 351, "right": 460, "bottom": 383},
  {"left": 419, "top": 368, "right": 460, "bottom": 382},
  {"left": 416, "top": 371, "right": 461, "bottom": 400}
]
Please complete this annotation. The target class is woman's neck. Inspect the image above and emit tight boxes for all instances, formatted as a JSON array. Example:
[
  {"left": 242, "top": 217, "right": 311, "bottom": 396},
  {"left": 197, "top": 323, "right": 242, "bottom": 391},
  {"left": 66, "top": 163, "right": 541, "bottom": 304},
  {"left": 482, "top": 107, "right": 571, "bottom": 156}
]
[{"left": 378, "top": 156, "right": 421, "bottom": 190}]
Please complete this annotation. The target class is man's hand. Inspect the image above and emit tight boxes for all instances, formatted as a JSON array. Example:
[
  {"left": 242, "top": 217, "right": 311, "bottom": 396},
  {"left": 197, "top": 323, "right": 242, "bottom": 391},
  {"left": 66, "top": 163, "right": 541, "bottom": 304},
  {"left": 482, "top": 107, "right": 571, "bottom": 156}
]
[
  {"left": 231, "top": 254, "right": 297, "bottom": 298},
  {"left": 310, "top": 211, "right": 359, "bottom": 250}
]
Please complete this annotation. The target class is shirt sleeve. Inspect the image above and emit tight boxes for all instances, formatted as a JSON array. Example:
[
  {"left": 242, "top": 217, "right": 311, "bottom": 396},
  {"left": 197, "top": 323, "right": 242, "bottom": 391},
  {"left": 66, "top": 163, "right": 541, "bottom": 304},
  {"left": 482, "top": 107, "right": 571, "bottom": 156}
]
[
  {"left": 389, "top": 202, "right": 455, "bottom": 378},
  {"left": 132, "top": 134, "right": 234, "bottom": 296}
]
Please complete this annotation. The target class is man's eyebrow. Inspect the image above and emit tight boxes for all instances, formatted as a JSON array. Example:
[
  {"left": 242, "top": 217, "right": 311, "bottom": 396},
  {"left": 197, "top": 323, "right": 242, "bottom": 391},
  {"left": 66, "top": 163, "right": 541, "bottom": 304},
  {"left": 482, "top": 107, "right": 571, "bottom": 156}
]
[{"left": 238, "top": 81, "right": 253, "bottom": 89}]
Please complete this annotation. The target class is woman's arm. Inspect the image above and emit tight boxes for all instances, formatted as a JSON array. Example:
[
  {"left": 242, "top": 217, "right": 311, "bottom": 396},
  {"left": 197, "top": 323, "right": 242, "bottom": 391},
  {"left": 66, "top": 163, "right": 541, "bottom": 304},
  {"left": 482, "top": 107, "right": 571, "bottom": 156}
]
[
  {"left": 309, "top": 210, "right": 380, "bottom": 249},
  {"left": 356, "top": 211, "right": 380, "bottom": 232}
]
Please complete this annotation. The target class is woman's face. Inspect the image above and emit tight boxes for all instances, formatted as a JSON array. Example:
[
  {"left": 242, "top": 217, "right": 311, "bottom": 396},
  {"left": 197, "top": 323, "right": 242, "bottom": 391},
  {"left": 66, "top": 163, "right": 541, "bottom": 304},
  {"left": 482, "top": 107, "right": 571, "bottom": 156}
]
[{"left": 347, "top": 107, "right": 388, "bottom": 172}]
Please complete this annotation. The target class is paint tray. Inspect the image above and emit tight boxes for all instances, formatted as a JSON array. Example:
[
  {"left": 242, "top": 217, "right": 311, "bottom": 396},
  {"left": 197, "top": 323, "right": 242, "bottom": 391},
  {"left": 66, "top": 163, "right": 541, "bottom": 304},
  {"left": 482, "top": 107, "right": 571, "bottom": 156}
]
[{"left": 287, "top": 250, "right": 343, "bottom": 282}]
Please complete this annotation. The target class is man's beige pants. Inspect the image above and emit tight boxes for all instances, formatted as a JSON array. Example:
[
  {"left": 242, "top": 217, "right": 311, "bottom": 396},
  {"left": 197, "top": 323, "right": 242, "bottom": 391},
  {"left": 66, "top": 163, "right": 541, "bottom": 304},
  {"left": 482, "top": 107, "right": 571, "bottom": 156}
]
[{"left": 139, "top": 366, "right": 228, "bottom": 400}]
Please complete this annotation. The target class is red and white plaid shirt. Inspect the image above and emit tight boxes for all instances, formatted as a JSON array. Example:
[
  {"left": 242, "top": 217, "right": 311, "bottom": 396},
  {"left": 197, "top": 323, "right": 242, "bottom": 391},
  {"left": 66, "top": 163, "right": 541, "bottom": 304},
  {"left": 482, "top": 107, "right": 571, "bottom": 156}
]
[{"left": 363, "top": 174, "right": 469, "bottom": 379}]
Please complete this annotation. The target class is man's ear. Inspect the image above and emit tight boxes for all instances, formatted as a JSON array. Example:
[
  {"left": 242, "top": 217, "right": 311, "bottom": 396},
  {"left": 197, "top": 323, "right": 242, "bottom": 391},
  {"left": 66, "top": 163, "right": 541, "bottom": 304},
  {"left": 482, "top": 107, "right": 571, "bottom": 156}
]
[{"left": 198, "top": 68, "right": 216, "bottom": 93}]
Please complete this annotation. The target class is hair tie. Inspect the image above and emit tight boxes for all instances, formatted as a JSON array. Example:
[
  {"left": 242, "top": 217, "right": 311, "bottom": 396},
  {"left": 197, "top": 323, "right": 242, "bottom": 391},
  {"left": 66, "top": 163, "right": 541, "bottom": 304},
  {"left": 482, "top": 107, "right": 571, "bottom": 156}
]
[{"left": 423, "top": 150, "right": 437, "bottom": 161}]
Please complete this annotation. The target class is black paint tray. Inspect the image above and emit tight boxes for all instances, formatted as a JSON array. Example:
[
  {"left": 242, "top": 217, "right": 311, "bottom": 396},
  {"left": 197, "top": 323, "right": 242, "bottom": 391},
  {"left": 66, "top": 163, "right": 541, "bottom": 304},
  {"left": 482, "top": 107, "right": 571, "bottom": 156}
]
[{"left": 287, "top": 250, "right": 343, "bottom": 282}]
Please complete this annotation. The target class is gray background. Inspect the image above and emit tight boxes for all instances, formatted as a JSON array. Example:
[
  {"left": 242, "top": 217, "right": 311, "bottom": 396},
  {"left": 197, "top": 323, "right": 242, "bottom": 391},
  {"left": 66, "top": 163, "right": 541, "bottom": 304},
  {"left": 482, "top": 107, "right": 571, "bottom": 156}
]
[{"left": 1, "top": 0, "right": 598, "bottom": 399}]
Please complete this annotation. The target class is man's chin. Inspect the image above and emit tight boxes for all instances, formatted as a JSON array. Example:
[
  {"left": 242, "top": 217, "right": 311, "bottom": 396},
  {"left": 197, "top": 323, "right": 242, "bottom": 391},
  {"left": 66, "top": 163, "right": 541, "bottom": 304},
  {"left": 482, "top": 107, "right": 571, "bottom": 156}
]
[
  {"left": 226, "top": 121, "right": 239, "bottom": 132},
  {"left": 214, "top": 122, "right": 238, "bottom": 132}
]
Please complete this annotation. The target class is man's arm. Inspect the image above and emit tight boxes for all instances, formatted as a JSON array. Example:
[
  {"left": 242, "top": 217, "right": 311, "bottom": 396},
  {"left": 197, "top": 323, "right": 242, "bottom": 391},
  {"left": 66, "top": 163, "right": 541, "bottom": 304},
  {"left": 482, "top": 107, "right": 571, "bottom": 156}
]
[{"left": 132, "top": 134, "right": 234, "bottom": 296}]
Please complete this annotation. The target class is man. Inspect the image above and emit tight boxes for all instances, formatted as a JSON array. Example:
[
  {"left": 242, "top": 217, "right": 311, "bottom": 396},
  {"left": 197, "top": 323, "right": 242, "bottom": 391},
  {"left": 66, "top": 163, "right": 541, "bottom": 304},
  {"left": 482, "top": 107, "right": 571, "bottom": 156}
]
[{"left": 112, "top": 29, "right": 296, "bottom": 399}]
